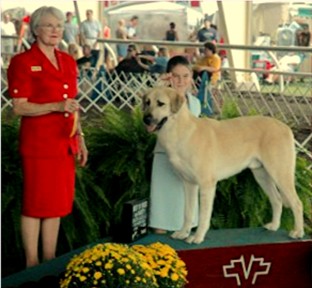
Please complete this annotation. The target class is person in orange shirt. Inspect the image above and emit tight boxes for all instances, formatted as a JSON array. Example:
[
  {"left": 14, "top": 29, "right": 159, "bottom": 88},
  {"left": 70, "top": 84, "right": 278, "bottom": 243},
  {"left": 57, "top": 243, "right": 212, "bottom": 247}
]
[
  {"left": 193, "top": 41, "right": 221, "bottom": 85},
  {"left": 7, "top": 6, "right": 88, "bottom": 268},
  {"left": 102, "top": 18, "right": 112, "bottom": 69},
  {"left": 103, "top": 18, "right": 111, "bottom": 39}
]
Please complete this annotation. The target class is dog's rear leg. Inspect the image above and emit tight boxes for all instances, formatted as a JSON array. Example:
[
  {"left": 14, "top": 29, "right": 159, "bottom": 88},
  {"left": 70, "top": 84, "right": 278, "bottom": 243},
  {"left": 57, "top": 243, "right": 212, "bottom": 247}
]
[
  {"left": 186, "top": 183, "right": 217, "bottom": 244},
  {"left": 262, "top": 162, "right": 304, "bottom": 238},
  {"left": 171, "top": 181, "right": 199, "bottom": 241},
  {"left": 251, "top": 167, "right": 283, "bottom": 231},
  {"left": 276, "top": 180, "right": 304, "bottom": 239}
]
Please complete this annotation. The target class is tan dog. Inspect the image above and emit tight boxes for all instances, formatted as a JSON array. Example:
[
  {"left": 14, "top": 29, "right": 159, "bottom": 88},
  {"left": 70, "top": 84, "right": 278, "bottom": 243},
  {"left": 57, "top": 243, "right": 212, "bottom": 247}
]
[{"left": 143, "top": 87, "right": 304, "bottom": 244}]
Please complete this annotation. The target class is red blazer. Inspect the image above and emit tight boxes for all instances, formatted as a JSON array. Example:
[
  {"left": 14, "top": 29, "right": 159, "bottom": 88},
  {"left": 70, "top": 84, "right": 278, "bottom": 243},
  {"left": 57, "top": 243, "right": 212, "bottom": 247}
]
[{"left": 8, "top": 43, "right": 79, "bottom": 157}]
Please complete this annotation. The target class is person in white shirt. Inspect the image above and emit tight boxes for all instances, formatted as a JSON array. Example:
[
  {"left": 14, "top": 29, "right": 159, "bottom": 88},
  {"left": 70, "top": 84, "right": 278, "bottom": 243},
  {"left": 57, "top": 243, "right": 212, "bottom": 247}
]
[
  {"left": 80, "top": 9, "right": 101, "bottom": 65},
  {"left": 127, "top": 15, "right": 139, "bottom": 40},
  {"left": 1, "top": 13, "right": 16, "bottom": 64}
]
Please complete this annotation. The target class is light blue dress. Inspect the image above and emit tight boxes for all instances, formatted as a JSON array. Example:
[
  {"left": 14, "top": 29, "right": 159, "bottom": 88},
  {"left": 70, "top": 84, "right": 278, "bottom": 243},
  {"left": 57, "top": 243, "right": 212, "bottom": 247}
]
[{"left": 149, "top": 93, "right": 201, "bottom": 231}]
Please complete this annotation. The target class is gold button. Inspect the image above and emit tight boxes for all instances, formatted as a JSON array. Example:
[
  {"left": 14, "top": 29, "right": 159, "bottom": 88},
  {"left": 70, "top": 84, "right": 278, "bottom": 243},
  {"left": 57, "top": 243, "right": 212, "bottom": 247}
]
[
  {"left": 63, "top": 94, "right": 68, "bottom": 99},
  {"left": 64, "top": 112, "right": 69, "bottom": 117},
  {"left": 64, "top": 84, "right": 69, "bottom": 89}
]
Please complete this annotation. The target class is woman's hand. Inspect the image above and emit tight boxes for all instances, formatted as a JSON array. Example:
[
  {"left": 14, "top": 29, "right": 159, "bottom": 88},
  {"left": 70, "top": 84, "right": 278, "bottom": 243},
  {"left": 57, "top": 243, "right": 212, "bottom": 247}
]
[
  {"left": 77, "top": 135, "right": 88, "bottom": 167},
  {"left": 62, "top": 99, "right": 80, "bottom": 114}
]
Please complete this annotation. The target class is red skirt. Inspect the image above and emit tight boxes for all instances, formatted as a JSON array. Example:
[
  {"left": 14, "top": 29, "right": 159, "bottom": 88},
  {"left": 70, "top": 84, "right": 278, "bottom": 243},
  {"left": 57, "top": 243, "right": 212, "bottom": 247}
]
[{"left": 22, "top": 155, "right": 76, "bottom": 218}]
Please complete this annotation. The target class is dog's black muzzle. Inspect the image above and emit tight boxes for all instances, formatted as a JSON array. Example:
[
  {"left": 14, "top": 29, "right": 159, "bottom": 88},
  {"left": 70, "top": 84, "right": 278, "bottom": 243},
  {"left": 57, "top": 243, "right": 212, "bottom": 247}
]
[
  {"left": 143, "top": 114, "right": 153, "bottom": 126},
  {"left": 143, "top": 114, "right": 168, "bottom": 132}
]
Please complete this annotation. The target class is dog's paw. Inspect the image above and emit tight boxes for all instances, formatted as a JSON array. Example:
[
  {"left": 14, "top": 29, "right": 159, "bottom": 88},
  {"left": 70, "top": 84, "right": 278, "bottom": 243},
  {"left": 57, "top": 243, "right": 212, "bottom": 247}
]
[
  {"left": 263, "top": 222, "right": 279, "bottom": 231},
  {"left": 171, "top": 230, "right": 190, "bottom": 240},
  {"left": 289, "top": 229, "right": 304, "bottom": 239},
  {"left": 185, "top": 234, "right": 204, "bottom": 244}
]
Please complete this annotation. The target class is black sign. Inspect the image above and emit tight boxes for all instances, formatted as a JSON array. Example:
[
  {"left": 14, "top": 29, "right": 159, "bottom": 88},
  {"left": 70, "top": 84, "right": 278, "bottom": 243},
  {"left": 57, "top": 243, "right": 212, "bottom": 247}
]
[{"left": 113, "top": 198, "right": 149, "bottom": 243}]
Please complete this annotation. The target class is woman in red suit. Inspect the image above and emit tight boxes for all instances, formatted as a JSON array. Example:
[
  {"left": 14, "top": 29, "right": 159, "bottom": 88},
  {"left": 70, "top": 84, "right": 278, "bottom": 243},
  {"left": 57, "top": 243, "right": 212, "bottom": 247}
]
[{"left": 7, "top": 6, "right": 88, "bottom": 268}]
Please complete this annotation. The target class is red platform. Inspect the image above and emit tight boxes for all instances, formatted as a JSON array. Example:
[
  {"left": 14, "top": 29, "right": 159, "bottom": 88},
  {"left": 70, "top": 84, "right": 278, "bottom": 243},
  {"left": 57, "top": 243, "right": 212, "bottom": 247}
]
[
  {"left": 2, "top": 228, "right": 312, "bottom": 288},
  {"left": 180, "top": 241, "right": 312, "bottom": 288}
]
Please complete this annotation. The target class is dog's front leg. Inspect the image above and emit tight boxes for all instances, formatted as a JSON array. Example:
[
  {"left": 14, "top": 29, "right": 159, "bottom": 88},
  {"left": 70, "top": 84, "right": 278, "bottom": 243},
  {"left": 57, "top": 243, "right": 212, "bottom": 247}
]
[
  {"left": 186, "top": 184, "right": 217, "bottom": 244},
  {"left": 171, "top": 181, "right": 198, "bottom": 240}
]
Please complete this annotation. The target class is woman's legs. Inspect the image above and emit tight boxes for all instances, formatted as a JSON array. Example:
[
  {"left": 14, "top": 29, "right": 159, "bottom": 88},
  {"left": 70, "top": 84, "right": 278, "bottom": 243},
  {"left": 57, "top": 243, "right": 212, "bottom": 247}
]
[
  {"left": 41, "top": 217, "right": 61, "bottom": 262},
  {"left": 21, "top": 216, "right": 61, "bottom": 267},
  {"left": 21, "top": 215, "right": 40, "bottom": 268}
]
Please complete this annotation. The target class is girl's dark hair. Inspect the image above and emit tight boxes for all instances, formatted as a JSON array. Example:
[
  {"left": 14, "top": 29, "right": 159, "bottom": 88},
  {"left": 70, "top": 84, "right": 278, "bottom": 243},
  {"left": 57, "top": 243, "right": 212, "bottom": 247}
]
[
  {"left": 204, "top": 41, "right": 217, "bottom": 54},
  {"left": 166, "top": 55, "right": 192, "bottom": 73}
]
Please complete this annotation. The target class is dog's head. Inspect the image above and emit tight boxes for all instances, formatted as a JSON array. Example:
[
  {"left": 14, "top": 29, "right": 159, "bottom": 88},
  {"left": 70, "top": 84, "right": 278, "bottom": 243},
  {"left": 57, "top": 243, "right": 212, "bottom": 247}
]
[{"left": 142, "top": 87, "right": 185, "bottom": 133}]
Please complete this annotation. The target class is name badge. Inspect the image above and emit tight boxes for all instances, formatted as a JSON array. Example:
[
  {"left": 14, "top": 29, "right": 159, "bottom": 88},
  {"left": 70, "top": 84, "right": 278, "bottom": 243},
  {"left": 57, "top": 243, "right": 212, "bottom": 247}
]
[{"left": 31, "top": 66, "right": 42, "bottom": 72}]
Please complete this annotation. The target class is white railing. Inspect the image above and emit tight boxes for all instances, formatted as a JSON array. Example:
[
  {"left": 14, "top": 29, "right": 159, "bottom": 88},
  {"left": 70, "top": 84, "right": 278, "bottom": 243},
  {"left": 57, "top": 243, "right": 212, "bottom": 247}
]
[{"left": 1, "top": 37, "right": 311, "bottom": 164}]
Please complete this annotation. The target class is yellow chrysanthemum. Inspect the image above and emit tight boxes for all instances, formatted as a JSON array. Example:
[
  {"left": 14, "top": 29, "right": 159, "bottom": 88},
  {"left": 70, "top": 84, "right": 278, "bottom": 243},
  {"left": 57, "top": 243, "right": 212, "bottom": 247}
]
[
  {"left": 105, "top": 262, "right": 113, "bottom": 269},
  {"left": 117, "top": 268, "right": 125, "bottom": 275},
  {"left": 79, "top": 275, "right": 87, "bottom": 282},
  {"left": 171, "top": 273, "right": 179, "bottom": 281},
  {"left": 95, "top": 261, "right": 102, "bottom": 266},
  {"left": 94, "top": 271, "right": 102, "bottom": 280},
  {"left": 61, "top": 242, "right": 184, "bottom": 288},
  {"left": 159, "top": 267, "right": 169, "bottom": 278},
  {"left": 82, "top": 267, "right": 89, "bottom": 273}
]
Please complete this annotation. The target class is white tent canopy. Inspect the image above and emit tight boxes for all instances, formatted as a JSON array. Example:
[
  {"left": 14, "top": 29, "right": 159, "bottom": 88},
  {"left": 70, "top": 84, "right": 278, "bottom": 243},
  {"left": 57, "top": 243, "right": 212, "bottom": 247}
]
[{"left": 105, "top": 1, "right": 204, "bottom": 41}]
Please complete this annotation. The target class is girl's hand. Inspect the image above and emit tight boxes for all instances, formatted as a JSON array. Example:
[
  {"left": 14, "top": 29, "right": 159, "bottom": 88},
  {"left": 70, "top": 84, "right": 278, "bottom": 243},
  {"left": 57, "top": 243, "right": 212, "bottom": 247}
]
[{"left": 156, "top": 73, "right": 172, "bottom": 87}]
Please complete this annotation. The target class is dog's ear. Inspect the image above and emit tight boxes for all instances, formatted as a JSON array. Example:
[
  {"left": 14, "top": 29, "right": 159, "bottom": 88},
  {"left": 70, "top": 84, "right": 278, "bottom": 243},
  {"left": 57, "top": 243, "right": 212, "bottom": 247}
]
[
  {"left": 138, "top": 89, "right": 149, "bottom": 99},
  {"left": 141, "top": 93, "right": 147, "bottom": 110},
  {"left": 171, "top": 90, "right": 185, "bottom": 113},
  {"left": 140, "top": 89, "right": 150, "bottom": 110}
]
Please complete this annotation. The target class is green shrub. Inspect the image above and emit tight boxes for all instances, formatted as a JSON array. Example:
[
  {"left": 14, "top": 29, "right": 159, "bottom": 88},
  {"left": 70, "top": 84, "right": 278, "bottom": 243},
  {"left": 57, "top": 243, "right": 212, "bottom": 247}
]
[
  {"left": 85, "top": 105, "right": 156, "bottom": 226},
  {"left": 1, "top": 116, "right": 24, "bottom": 275}
]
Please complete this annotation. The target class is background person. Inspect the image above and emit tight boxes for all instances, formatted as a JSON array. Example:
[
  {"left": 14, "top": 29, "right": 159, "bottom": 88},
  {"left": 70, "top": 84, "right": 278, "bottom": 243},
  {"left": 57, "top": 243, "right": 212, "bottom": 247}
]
[
  {"left": 80, "top": 9, "right": 101, "bottom": 66},
  {"left": 184, "top": 29, "right": 200, "bottom": 64},
  {"left": 1, "top": 12, "right": 17, "bottom": 65},
  {"left": 76, "top": 44, "right": 98, "bottom": 79},
  {"left": 137, "top": 47, "right": 169, "bottom": 74},
  {"left": 115, "top": 44, "right": 148, "bottom": 74},
  {"left": 7, "top": 6, "right": 88, "bottom": 268},
  {"left": 127, "top": 15, "right": 139, "bottom": 40},
  {"left": 115, "top": 19, "right": 128, "bottom": 62},
  {"left": 68, "top": 42, "right": 82, "bottom": 61},
  {"left": 197, "top": 19, "right": 218, "bottom": 44},
  {"left": 165, "top": 22, "right": 179, "bottom": 41},
  {"left": 193, "top": 41, "right": 221, "bottom": 86},
  {"left": 197, "top": 19, "right": 218, "bottom": 55},
  {"left": 102, "top": 17, "right": 111, "bottom": 39},
  {"left": 102, "top": 17, "right": 111, "bottom": 69},
  {"left": 63, "top": 11, "right": 79, "bottom": 45},
  {"left": 149, "top": 55, "right": 201, "bottom": 234},
  {"left": 76, "top": 44, "right": 98, "bottom": 68}
]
